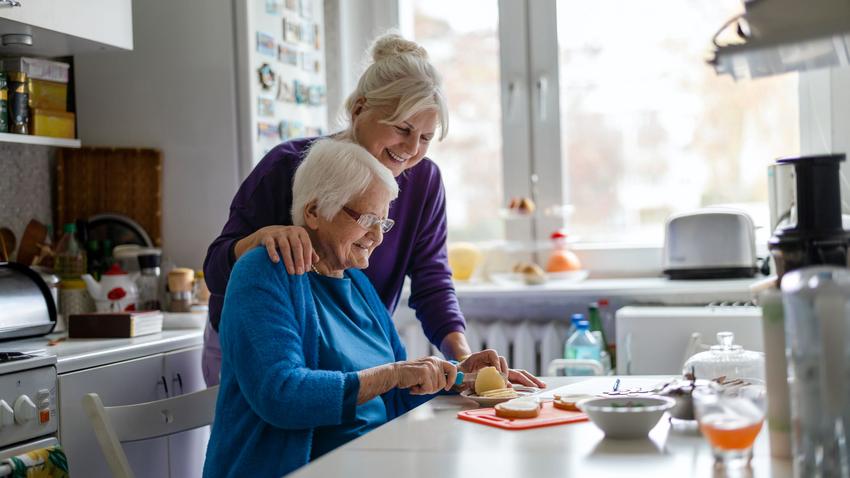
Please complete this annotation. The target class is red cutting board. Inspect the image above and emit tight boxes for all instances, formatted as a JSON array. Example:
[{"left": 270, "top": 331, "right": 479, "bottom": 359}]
[{"left": 457, "top": 402, "right": 589, "bottom": 430}]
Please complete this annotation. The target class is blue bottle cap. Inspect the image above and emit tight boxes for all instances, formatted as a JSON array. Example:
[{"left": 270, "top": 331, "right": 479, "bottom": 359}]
[
  {"left": 571, "top": 313, "right": 584, "bottom": 323},
  {"left": 576, "top": 320, "right": 590, "bottom": 330}
]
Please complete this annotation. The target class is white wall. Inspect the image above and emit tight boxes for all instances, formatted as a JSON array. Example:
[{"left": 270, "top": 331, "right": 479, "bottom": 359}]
[
  {"left": 324, "top": 0, "right": 400, "bottom": 130},
  {"left": 74, "top": 0, "right": 241, "bottom": 269}
]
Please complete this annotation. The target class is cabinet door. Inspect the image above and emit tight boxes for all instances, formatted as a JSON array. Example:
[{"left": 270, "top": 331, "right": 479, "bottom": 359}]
[
  {"left": 163, "top": 346, "right": 209, "bottom": 478},
  {"left": 59, "top": 354, "right": 169, "bottom": 478},
  {"left": 0, "top": 0, "right": 132, "bottom": 50}
]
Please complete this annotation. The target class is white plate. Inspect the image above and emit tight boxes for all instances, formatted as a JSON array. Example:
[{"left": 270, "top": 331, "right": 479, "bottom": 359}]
[
  {"left": 460, "top": 386, "right": 540, "bottom": 407},
  {"left": 489, "top": 270, "right": 589, "bottom": 286}
]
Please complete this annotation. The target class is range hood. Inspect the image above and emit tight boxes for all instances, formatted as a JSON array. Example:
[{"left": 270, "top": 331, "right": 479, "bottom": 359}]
[{"left": 709, "top": 0, "right": 850, "bottom": 80}]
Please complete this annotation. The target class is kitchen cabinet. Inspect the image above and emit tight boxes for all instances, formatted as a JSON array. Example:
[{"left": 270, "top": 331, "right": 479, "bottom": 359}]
[
  {"left": 0, "top": 0, "right": 132, "bottom": 57},
  {"left": 58, "top": 346, "right": 207, "bottom": 478},
  {"left": 163, "top": 347, "right": 209, "bottom": 478}
]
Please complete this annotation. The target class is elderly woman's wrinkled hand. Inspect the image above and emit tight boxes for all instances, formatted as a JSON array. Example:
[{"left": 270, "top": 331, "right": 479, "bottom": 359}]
[
  {"left": 247, "top": 225, "right": 319, "bottom": 275},
  {"left": 459, "top": 349, "right": 547, "bottom": 389},
  {"left": 394, "top": 356, "right": 457, "bottom": 395}
]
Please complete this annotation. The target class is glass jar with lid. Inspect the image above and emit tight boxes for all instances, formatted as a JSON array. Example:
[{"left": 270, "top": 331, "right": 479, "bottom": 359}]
[{"left": 683, "top": 331, "right": 765, "bottom": 381}]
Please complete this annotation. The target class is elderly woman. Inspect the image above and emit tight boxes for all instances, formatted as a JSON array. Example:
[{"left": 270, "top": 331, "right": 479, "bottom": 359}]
[
  {"left": 203, "top": 140, "right": 505, "bottom": 477},
  {"left": 202, "top": 32, "right": 544, "bottom": 389}
]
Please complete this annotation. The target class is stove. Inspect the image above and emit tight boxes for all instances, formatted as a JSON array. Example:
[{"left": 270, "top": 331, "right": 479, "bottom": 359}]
[{"left": 0, "top": 351, "right": 58, "bottom": 459}]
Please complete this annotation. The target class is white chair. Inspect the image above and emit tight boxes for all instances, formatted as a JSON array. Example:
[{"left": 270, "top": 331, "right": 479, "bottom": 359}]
[{"left": 82, "top": 385, "right": 219, "bottom": 478}]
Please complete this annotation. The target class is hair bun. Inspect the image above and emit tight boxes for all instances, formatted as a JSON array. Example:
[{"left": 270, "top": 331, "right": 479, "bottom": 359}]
[{"left": 370, "top": 32, "right": 428, "bottom": 62}]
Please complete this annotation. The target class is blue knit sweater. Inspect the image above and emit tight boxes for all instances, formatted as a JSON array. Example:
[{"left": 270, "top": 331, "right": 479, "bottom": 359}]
[{"left": 203, "top": 249, "right": 433, "bottom": 477}]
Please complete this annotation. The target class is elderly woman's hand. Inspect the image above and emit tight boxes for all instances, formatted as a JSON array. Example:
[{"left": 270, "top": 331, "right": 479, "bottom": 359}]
[
  {"left": 459, "top": 349, "right": 547, "bottom": 389},
  {"left": 235, "top": 225, "right": 319, "bottom": 275},
  {"left": 394, "top": 357, "right": 458, "bottom": 395}
]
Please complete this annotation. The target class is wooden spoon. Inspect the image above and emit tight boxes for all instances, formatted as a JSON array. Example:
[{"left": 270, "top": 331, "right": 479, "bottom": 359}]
[{"left": 0, "top": 227, "right": 16, "bottom": 262}]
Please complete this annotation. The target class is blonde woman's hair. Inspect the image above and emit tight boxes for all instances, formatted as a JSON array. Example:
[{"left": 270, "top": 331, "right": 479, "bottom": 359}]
[
  {"left": 342, "top": 31, "right": 449, "bottom": 140},
  {"left": 291, "top": 139, "right": 399, "bottom": 227}
]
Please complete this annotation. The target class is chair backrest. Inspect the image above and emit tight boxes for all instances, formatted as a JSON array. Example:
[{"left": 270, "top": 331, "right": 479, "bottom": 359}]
[{"left": 82, "top": 385, "right": 219, "bottom": 478}]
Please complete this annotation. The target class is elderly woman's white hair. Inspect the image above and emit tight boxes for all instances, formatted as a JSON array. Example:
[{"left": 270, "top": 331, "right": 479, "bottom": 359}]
[
  {"left": 342, "top": 31, "right": 449, "bottom": 140},
  {"left": 291, "top": 139, "right": 399, "bottom": 227}
]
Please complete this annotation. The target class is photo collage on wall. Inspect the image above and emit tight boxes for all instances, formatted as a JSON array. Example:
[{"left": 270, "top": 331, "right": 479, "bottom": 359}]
[{"left": 255, "top": 0, "right": 326, "bottom": 150}]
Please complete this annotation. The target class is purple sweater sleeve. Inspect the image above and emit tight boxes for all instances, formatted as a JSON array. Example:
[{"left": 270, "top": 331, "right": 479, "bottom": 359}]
[
  {"left": 204, "top": 139, "right": 311, "bottom": 330},
  {"left": 404, "top": 167, "right": 466, "bottom": 347}
]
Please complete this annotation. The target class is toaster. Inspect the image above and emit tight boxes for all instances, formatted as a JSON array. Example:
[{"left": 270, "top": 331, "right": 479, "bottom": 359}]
[{"left": 662, "top": 209, "right": 757, "bottom": 280}]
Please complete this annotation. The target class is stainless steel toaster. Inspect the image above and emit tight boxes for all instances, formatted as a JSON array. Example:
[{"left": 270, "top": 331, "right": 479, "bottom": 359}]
[
  {"left": 662, "top": 209, "right": 757, "bottom": 279},
  {"left": 0, "top": 262, "right": 57, "bottom": 340}
]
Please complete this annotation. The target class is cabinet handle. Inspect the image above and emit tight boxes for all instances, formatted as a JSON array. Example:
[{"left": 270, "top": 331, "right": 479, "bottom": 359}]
[
  {"left": 159, "top": 375, "right": 169, "bottom": 397},
  {"left": 536, "top": 75, "right": 549, "bottom": 121},
  {"left": 0, "top": 1, "right": 21, "bottom": 8},
  {"left": 173, "top": 372, "right": 184, "bottom": 395}
]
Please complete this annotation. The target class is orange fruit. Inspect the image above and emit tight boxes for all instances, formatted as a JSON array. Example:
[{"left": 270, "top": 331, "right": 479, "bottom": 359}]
[{"left": 546, "top": 250, "right": 581, "bottom": 272}]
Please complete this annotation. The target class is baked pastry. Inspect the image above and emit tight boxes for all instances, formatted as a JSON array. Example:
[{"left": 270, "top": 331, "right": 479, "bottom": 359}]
[
  {"left": 508, "top": 197, "right": 536, "bottom": 215},
  {"left": 513, "top": 261, "right": 546, "bottom": 285},
  {"left": 495, "top": 399, "right": 541, "bottom": 419}
]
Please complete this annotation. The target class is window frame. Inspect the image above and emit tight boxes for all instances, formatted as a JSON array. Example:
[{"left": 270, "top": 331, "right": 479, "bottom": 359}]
[{"left": 399, "top": 0, "right": 805, "bottom": 276}]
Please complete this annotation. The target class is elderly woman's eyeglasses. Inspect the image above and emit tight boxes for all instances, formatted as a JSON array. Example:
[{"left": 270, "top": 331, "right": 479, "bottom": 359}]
[{"left": 341, "top": 206, "right": 395, "bottom": 233}]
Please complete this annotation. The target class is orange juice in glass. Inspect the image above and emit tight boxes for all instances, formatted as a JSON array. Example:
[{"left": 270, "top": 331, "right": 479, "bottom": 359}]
[{"left": 694, "top": 383, "right": 766, "bottom": 470}]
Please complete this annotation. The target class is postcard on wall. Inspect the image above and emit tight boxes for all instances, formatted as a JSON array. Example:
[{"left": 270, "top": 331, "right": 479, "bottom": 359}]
[
  {"left": 265, "top": 0, "right": 281, "bottom": 14},
  {"left": 277, "top": 78, "right": 295, "bottom": 102},
  {"left": 258, "top": 121, "right": 280, "bottom": 140},
  {"left": 258, "top": 97, "right": 275, "bottom": 117},
  {"left": 278, "top": 45, "right": 300, "bottom": 67},
  {"left": 256, "top": 31, "right": 276, "bottom": 57}
]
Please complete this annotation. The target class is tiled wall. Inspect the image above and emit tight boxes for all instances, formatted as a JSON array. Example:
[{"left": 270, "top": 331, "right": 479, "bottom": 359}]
[{"left": 0, "top": 143, "right": 55, "bottom": 247}]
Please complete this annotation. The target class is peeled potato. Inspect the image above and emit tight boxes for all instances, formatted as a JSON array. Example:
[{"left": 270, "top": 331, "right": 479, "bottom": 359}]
[{"left": 474, "top": 366, "right": 506, "bottom": 395}]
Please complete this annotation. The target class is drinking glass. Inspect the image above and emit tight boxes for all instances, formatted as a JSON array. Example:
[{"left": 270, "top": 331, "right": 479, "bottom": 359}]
[{"left": 693, "top": 383, "right": 766, "bottom": 471}]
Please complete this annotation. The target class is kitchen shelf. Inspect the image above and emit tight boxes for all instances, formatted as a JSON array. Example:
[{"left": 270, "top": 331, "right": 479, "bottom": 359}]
[{"left": 0, "top": 132, "right": 81, "bottom": 148}]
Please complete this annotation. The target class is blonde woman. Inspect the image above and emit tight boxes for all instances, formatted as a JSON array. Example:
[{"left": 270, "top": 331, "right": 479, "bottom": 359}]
[{"left": 203, "top": 32, "right": 544, "bottom": 389}]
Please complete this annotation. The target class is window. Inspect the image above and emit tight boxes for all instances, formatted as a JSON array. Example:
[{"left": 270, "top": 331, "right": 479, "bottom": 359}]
[
  {"left": 556, "top": 0, "right": 799, "bottom": 244},
  {"left": 406, "top": 0, "right": 799, "bottom": 249},
  {"left": 408, "top": 0, "right": 504, "bottom": 242}
]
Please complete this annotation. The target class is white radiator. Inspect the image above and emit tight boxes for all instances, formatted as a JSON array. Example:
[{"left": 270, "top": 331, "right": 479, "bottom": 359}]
[{"left": 394, "top": 315, "right": 570, "bottom": 376}]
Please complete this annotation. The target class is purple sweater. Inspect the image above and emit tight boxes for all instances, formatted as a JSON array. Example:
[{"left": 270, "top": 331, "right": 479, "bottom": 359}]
[{"left": 203, "top": 137, "right": 466, "bottom": 347}]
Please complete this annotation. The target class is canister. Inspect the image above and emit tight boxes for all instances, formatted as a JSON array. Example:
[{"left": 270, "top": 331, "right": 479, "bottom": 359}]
[
  {"left": 7, "top": 71, "right": 28, "bottom": 134},
  {"left": 0, "top": 72, "right": 8, "bottom": 133},
  {"left": 781, "top": 266, "right": 850, "bottom": 478}
]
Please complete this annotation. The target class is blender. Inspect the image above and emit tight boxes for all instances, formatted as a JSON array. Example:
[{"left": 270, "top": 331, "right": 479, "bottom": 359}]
[{"left": 768, "top": 154, "right": 850, "bottom": 280}]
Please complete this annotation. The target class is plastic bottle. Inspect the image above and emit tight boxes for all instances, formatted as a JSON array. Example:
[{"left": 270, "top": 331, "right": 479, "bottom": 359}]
[
  {"left": 565, "top": 313, "right": 585, "bottom": 344},
  {"left": 54, "top": 223, "right": 87, "bottom": 280},
  {"left": 565, "top": 320, "right": 601, "bottom": 361},
  {"left": 546, "top": 230, "right": 581, "bottom": 272}
]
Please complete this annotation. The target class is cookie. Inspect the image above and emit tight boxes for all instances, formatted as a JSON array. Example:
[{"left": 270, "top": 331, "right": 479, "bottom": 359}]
[{"left": 495, "top": 399, "right": 541, "bottom": 419}]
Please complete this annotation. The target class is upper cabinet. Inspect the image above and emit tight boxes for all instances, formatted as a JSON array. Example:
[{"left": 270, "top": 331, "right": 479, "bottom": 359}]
[{"left": 0, "top": 0, "right": 133, "bottom": 57}]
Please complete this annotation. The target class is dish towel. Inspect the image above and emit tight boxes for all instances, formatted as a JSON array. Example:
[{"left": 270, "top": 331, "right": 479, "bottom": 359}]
[{"left": 0, "top": 446, "right": 68, "bottom": 478}]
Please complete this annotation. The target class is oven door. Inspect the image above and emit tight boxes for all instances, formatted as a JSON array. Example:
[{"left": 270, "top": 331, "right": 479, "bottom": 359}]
[{"left": 0, "top": 436, "right": 59, "bottom": 462}]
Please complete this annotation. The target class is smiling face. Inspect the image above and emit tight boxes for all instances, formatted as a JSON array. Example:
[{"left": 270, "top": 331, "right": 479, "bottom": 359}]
[
  {"left": 307, "top": 181, "right": 392, "bottom": 274},
  {"left": 351, "top": 103, "right": 439, "bottom": 177}
]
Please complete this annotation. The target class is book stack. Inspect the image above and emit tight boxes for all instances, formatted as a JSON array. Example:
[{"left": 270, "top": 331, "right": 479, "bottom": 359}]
[{"left": 68, "top": 311, "right": 163, "bottom": 338}]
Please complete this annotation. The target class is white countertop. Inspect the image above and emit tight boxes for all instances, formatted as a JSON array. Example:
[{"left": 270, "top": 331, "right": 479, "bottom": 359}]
[
  {"left": 455, "top": 277, "right": 757, "bottom": 301},
  {"left": 0, "top": 328, "right": 204, "bottom": 374},
  {"left": 291, "top": 376, "right": 791, "bottom": 478}
]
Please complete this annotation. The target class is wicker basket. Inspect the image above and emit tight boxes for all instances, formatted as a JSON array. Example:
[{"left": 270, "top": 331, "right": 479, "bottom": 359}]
[{"left": 56, "top": 147, "right": 162, "bottom": 246}]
